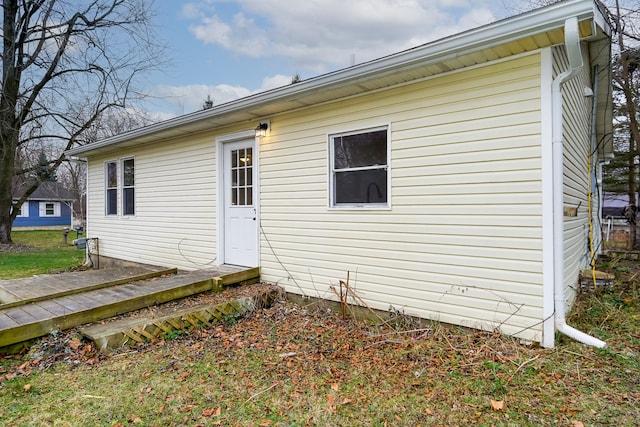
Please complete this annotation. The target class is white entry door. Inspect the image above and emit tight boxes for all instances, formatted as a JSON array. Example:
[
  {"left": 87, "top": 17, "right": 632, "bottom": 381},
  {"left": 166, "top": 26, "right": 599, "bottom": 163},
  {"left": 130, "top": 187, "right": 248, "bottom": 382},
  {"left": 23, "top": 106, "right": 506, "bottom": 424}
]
[{"left": 223, "top": 139, "right": 258, "bottom": 267}]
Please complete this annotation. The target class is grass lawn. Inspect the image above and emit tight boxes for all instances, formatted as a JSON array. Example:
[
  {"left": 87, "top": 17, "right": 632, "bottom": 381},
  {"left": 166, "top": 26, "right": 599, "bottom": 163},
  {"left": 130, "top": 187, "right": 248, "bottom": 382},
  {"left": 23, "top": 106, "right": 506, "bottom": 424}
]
[
  {"left": 0, "top": 230, "right": 85, "bottom": 279},
  {"left": 0, "top": 253, "right": 638, "bottom": 425}
]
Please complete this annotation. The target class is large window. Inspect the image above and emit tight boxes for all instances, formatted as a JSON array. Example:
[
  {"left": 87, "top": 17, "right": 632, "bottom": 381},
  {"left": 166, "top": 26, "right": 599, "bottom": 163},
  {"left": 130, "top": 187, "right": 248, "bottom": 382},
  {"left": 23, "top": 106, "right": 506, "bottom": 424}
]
[
  {"left": 330, "top": 126, "right": 389, "bottom": 208},
  {"left": 106, "top": 161, "right": 118, "bottom": 215},
  {"left": 39, "top": 201, "right": 60, "bottom": 217},
  {"left": 122, "top": 158, "right": 135, "bottom": 216}
]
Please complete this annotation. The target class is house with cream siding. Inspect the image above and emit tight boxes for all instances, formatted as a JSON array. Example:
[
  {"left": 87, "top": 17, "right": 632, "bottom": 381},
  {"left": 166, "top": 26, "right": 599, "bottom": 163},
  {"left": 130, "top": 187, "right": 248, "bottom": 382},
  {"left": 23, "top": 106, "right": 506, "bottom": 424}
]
[{"left": 66, "top": 0, "right": 613, "bottom": 348}]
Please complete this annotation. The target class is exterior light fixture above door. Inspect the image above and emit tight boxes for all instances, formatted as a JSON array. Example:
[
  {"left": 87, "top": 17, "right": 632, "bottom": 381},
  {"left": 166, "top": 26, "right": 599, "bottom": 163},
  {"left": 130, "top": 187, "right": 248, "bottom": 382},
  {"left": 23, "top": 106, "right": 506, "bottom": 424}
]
[{"left": 255, "top": 122, "right": 268, "bottom": 137}]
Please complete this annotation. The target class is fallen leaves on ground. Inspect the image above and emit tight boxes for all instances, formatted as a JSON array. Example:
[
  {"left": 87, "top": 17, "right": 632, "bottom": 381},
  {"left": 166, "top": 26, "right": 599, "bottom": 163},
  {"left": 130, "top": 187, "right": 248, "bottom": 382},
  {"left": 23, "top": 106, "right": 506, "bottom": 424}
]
[
  {"left": 0, "top": 275, "right": 639, "bottom": 425},
  {"left": 491, "top": 399, "right": 504, "bottom": 411},
  {"left": 201, "top": 407, "right": 221, "bottom": 417}
]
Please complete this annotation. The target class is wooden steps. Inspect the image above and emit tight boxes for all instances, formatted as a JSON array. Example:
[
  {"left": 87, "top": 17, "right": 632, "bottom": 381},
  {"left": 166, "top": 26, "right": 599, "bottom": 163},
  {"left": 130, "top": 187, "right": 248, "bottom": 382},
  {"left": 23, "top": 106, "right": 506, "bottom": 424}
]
[
  {"left": 604, "top": 250, "right": 640, "bottom": 260},
  {"left": 0, "top": 266, "right": 259, "bottom": 352},
  {"left": 80, "top": 285, "right": 281, "bottom": 351}
]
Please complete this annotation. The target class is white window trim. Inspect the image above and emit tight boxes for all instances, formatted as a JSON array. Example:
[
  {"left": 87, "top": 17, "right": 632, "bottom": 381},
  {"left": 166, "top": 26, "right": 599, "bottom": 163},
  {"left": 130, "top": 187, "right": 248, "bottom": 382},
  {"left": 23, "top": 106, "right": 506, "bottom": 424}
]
[
  {"left": 14, "top": 201, "right": 28, "bottom": 217},
  {"left": 105, "top": 160, "right": 118, "bottom": 216},
  {"left": 121, "top": 156, "right": 135, "bottom": 216},
  {"left": 328, "top": 124, "right": 392, "bottom": 210},
  {"left": 39, "top": 201, "right": 61, "bottom": 217}
]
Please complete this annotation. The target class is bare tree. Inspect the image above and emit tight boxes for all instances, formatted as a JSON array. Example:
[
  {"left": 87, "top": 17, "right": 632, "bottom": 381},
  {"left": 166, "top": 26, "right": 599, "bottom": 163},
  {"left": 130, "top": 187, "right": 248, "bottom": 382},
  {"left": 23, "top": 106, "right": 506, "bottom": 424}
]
[
  {"left": 0, "top": 0, "right": 164, "bottom": 244},
  {"left": 513, "top": 1, "right": 640, "bottom": 247},
  {"left": 59, "top": 107, "right": 153, "bottom": 226},
  {"left": 604, "top": 1, "right": 640, "bottom": 247}
]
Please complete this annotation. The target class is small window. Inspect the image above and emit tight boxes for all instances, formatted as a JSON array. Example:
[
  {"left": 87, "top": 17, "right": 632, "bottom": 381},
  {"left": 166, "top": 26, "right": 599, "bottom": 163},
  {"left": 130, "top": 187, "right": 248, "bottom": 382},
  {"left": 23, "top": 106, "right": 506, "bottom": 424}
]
[
  {"left": 106, "top": 161, "right": 118, "bottom": 215},
  {"left": 39, "top": 202, "right": 60, "bottom": 217},
  {"left": 122, "top": 158, "right": 135, "bottom": 216},
  {"left": 330, "top": 127, "right": 389, "bottom": 208},
  {"left": 14, "top": 201, "right": 28, "bottom": 217}
]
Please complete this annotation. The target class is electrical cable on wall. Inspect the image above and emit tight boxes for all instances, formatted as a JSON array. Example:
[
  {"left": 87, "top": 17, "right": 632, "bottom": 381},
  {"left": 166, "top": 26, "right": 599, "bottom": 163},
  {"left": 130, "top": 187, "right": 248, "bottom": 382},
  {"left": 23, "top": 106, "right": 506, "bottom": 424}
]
[
  {"left": 259, "top": 222, "right": 307, "bottom": 296},
  {"left": 177, "top": 238, "right": 217, "bottom": 268},
  {"left": 587, "top": 64, "right": 601, "bottom": 288}
]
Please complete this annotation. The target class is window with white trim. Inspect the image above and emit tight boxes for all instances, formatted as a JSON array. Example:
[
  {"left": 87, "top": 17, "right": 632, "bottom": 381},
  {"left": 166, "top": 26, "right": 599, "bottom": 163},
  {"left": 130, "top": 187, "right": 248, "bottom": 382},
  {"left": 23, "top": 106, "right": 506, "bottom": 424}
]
[
  {"left": 330, "top": 126, "right": 389, "bottom": 208},
  {"left": 14, "top": 201, "right": 28, "bottom": 217},
  {"left": 39, "top": 201, "right": 60, "bottom": 217},
  {"left": 106, "top": 160, "right": 118, "bottom": 215},
  {"left": 122, "top": 157, "right": 135, "bottom": 216}
]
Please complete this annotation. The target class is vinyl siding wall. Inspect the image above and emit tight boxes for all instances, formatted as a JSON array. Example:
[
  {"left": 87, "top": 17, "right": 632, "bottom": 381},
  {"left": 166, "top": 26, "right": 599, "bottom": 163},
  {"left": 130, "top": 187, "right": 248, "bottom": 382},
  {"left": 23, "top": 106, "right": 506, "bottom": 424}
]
[
  {"left": 87, "top": 133, "right": 221, "bottom": 268},
  {"left": 259, "top": 52, "right": 545, "bottom": 341},
  {"left": 554, "top": 44, "right": 598, "bottom": 307}
]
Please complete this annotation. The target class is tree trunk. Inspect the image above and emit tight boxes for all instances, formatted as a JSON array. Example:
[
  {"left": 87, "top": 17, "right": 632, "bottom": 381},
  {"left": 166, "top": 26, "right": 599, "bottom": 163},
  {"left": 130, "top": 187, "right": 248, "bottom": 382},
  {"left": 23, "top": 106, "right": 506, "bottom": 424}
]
[
  {"left": 0, "top": 133, "right": 17, "bottom": 244},
  {"left": 628, "top": 134, "right": 636, "bottom": 250},
  {"left": 0, "top": 0, "right": 20, "bottom": 244}
]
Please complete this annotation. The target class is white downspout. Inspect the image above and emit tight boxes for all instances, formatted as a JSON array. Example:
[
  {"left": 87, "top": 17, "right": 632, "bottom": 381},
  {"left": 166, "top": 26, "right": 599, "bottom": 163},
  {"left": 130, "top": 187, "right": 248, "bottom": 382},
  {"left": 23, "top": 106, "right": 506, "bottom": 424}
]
[{"left": 552, "top": 17, "right": 606, "bottom": 348}]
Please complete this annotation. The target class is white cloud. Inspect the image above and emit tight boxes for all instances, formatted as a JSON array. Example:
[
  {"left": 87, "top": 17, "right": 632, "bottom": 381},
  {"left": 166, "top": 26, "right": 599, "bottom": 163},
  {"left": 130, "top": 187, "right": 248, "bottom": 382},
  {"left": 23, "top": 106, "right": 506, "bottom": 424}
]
[
  {"left": 259, "top": 74, "right": 293, "bottom": 91},
  {"left": 146, "top": 73, "right": 292, "bottom": 117},
  {"left": 144, "top": 0, "right": 538, "bottom": 120},
  {"left": 184, "top": 0, "right": 498, "bottom": 74},
  {"left": 149, "top": 83, "right": 251, "bottom": 115}
]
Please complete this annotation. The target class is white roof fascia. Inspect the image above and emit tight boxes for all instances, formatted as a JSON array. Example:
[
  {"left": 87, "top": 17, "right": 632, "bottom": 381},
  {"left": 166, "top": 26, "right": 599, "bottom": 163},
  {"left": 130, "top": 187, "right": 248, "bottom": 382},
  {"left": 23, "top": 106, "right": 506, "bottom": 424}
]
[{"left": 66, "top": 0, "right": 607, "bottom": 157}]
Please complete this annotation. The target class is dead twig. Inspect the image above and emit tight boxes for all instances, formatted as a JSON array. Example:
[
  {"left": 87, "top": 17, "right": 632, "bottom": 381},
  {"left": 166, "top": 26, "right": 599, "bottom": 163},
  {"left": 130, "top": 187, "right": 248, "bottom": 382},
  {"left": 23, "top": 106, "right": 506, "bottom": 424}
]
[
  {"left": 561, "top": 349, "right": 596, "bottom": 361},
  {"left": 344, "top": 283, "right": 390, "bottom": 326},
  {"left": 112, "top": 350, "right": 138, "bottom": 358},
  {"left": 246, "top": 383, "right": 277, "bottom": 402},
  {"left": 340, "top": 276, "right": 346, "bottom": 320},
  {"left": 507, "top": 354, "right": 540, "bottom": 382},
  {"left": 367, "top": 328, "right": 432, "bottom": 338},
  {"left": 364, "top": 339, "right": 405, "bottom": 349},
  {"left": 279, "top": 352, "right": 296, "bottom": 358},
  {"left": 441, "top": 332, "right": 459, "bottom": 352}
]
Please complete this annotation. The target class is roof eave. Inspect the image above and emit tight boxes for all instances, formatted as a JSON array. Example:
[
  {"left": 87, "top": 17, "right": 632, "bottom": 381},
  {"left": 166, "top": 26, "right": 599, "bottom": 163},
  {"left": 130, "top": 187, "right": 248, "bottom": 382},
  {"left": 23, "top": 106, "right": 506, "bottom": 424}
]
[{"left": 66, "top": 0, "right": 610, "bottom": 158}]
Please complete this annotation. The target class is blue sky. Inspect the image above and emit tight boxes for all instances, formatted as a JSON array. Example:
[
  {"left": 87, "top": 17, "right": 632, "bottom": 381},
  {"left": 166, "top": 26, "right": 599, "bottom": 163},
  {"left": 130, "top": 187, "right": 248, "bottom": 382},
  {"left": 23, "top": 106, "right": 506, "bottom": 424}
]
[{"left": 142, "top": 0, "right": 532, "bottom": 119}]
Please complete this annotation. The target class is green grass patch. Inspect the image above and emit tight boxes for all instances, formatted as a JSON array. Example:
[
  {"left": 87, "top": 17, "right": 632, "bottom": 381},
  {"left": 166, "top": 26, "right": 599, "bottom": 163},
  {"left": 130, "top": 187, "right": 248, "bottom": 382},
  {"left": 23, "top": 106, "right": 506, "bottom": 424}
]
[
  {"left": 0, "top": 260, "right": 639, "bottom": 425},
  {"left": 0, "top": 230, "right": 84, "bottom": 279}
]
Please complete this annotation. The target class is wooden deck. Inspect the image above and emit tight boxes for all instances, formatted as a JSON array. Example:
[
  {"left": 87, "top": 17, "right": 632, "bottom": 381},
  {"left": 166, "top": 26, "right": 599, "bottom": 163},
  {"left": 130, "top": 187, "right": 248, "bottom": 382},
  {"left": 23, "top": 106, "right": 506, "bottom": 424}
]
[
  {"left": 0, "top": 266, "right": 259, "bottom": 351},
  {"left": 0, "top": 266, "right": 176, "bottom": 307}
]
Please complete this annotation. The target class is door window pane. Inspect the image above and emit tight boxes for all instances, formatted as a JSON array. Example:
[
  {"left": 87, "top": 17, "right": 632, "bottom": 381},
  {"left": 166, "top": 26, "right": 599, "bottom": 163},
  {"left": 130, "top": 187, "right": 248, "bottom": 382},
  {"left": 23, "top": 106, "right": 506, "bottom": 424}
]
[{"left": 230, "top": 148, "right": 253, "bottom": 206}]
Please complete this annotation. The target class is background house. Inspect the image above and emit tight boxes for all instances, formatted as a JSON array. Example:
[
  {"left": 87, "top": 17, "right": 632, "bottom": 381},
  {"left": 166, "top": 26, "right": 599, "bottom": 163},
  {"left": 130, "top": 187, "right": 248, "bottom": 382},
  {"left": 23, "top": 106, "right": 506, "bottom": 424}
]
[
  {"left": 602, "top": 192, "right": 636, "bottom": 218},
  {"left": 66, "top": 0, "right": 612, "bottom": 348},
  {"left": 12, "top": 181, "right": 74, "bottom": 230}
]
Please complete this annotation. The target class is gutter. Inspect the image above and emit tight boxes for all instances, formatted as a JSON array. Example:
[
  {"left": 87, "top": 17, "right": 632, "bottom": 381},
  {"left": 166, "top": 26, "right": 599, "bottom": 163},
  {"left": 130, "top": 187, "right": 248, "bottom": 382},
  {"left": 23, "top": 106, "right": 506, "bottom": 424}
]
[
  {"left": 66, "top": 0, "right": 599, "bottom": 157},
  {"left": 551, "top": 17, "right": 606, "bottom": 348}
]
